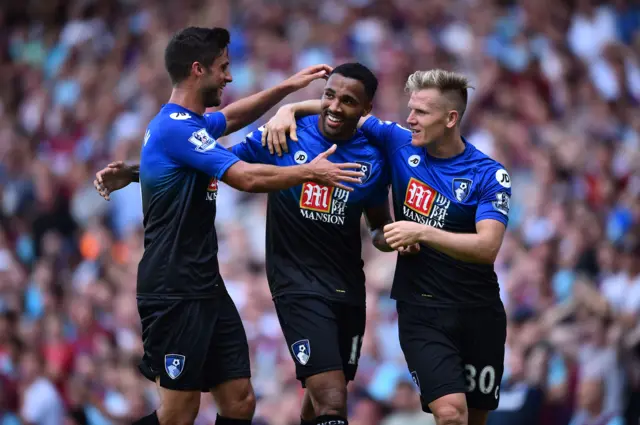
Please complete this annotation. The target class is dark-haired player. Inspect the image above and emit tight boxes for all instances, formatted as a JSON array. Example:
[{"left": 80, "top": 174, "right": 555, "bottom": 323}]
[
  {"left": 95, "top": 63, "right": 417, "bottom": 425},
  {"left": 263, "top": 69, "right": 512, "bottom": 425},
  {"left": 231, "top": 63, "right": 401, "bottom": 425},
  {"left": 103, "top": 26, "right": 363, "bottom": 425}
]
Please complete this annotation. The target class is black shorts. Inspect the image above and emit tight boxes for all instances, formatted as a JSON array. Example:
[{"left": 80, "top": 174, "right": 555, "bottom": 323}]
[
  {"left": 397, "top": 301, "right": 507, "bottom": 412},
  {"left": 137, "top": 289, "right": 251, "bottom": 392},
  {"left": 274, "top": 295, "right": 365, "bottom": 386}
]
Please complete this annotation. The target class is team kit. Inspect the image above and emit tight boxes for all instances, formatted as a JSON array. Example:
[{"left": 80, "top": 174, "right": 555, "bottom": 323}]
[{"left": 94, "top": 26, "right": 511, "bottom": 425}]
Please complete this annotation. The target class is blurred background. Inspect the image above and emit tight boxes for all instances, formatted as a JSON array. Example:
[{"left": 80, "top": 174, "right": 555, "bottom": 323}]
[{"left": 1, "top": 0, "right": 640, "bottom": 424}]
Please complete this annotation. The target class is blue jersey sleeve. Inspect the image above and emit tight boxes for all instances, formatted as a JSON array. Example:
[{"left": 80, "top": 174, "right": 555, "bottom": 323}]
[
  {"left": 163, "top": 124, "right": 239, "bottom": 179},
  {"left": 230, "top": 127, "right": 275, "bottom": 165},
  {"left": 360, "top": 116, "right": 412, "bottom": 155},
  {"left": 364, "top": 163, "right": 391, "bottom": 208},
  {"left": 475, "top": 167, "right": 511, "bottom": 227},
  {"left": 204, "top": 111, "right": 227, "bottom": 139}
]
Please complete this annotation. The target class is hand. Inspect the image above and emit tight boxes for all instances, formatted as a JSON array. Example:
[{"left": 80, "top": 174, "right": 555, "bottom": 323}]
[
  {"left": 262, "top": 105, "right": 297, "bottom": 156},
  {"left": 397, "top": 243, "right": 421, "bottom": 255},
  {"left": 283, "top": 64, "right": 333, "bottom": 92},
  {"left": 383, "top": 221, "right": 427, "bottom": 250},
  {"left": 93, "top": 161, "right": 135, "bottom": 201},
  {"left": 308, "top": 144, "right": 364, "bottom": 191}
]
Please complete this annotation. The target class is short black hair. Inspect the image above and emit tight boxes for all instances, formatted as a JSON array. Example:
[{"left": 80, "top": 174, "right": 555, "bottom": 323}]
[
  {"left": 330, "top": 63, "right": 378, "bottom": 101},
  {"left": 164, "top": 27, "right": 230, "bottom": 85}
]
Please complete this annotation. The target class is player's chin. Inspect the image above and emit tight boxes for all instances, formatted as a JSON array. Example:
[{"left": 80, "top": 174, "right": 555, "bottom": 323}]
[
  {"left": 205, "top": 97, "right": 222, "bottom": 108},
  {"left": 323, "top": 121, "right": 345, "bottom": 137},
  {"left": 203, "top": 90, "right": 222, "bottom": 108},
  {"left": 410, "top": 132, "right": 428, "bottom": 147}
]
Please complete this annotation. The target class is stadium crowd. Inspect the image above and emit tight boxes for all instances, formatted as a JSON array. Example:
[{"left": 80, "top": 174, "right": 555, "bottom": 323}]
[{"left": 1, "top": 0, "right": 640, "bottom": 424}]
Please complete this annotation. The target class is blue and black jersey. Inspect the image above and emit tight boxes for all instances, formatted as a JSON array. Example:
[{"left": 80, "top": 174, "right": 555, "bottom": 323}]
[
  {"left": 361, "top": 116, "right": 512, "bottom": 307},
  {"left": 138, "top": 104, "right": 239, "bottom": 299}
]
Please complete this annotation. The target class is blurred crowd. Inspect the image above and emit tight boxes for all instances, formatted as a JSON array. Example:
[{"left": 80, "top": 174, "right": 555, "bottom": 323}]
[{"left": 1, "top": 0, "right": 640, "bottom": 424}]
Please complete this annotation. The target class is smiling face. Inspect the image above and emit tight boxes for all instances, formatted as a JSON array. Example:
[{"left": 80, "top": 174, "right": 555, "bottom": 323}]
[
  {"left": 405, "top": 88, "right": 460, "bottom": 147},
  {"left": 196, "top": 48, "right": 232, "bottom": 108},
  {"left": 319, "top": 73, "right": 372, "bottom": 140}
]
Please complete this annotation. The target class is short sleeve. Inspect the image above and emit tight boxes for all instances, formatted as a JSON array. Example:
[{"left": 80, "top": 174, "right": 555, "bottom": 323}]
[
  {"left": 204, "top": 111, "right": 227, "bottom": 139},
  {"left": 360, "top": 116, "right": 412, "bottom": 156},
  {"left": 230, "top": 127, "right": 275, "bottom": 165},
  {"left": 475, "top": 167, "right": 512, "bottom": 227},
  {"left": 364, "top": 162, "right": 391, "bottom": 208},
  {"left": 162, "top": 125, "right": 239, "bottom": 179}
]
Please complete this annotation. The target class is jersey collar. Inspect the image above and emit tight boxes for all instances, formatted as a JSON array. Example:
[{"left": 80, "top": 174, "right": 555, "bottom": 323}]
[{"left": 424, "top": 137, "right": 471, "bottom": 164}]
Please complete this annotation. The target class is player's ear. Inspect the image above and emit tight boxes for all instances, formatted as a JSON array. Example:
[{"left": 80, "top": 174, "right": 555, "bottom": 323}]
[
  {"left": 192, "top": 62, "right": 204, "bottom": 77},
  {"left": 446, "top": 110, "right": 459, "bottom": 129}
]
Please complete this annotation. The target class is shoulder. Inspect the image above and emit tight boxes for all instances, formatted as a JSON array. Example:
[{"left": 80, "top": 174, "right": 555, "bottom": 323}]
[
  {"left": 150, "top": 112, "right": 219, "bottom": 151},
  {"left": 466, "top": 144, "right": 511, "bottom": 190},
  {"left": 295, "top": 115, "right": 319, "bottom": 131},
  {"left": 150, "top": 110, "right": 202, "bottom": 139},
  {"left": 364, "top": 116, "right": 413, "bottom": 141},
  {"left": 354, "top": 132, "right": 386, "bottom": 162}
]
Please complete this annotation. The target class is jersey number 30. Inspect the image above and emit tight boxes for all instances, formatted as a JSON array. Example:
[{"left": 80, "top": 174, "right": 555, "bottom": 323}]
[{"left": 464, "top": 364, "right": 499, "bottom": 399}]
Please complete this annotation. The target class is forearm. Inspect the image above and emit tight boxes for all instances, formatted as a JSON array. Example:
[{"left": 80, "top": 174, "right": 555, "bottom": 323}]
[
  {"left": 290, "top": 99, "right": 321, "bottom": 117},
  {"left": 222, "top": 83, "right": 296, "bottom": 135},
  {"left": 371, "top": 228, "right": 393, "bottom": 252},
  {"left": 419, "top": 227, "right": 497, "bottom": 264},
  {"left": 231, "top": 163, "right": 315, "bottom": 193}
]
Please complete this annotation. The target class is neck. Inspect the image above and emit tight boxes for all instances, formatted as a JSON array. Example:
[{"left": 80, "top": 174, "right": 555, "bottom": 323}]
[
  {"left": 426, "top": 128, "right": 465, "bottom": 158},
  {"left": 168, "top": 84, "right": 205, "bottom": 116}
]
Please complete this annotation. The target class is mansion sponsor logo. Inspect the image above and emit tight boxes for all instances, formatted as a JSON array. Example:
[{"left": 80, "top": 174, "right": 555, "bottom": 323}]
[
  {"left": 205, "top": 177, "right": 219, "bottom": 202},
  {"left": 299, "top": 183, "right": 350, "bottom": 225},
  {"left": 403, "top": 177, "right": 451, "bottom": 228}
]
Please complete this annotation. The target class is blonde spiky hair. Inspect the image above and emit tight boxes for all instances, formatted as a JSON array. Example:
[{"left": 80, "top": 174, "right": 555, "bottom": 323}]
[{"left": 405, "top": 69, "right": 473, "bottom": 122}]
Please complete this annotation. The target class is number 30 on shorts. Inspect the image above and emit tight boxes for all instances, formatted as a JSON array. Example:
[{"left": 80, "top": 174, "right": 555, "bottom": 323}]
[{"left": 464, "top": 364, "right": 499, "bottom": 399}]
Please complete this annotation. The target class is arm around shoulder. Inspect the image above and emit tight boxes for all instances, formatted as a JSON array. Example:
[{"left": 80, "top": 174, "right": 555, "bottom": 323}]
[
  {"left": 221, "top": 160, "right": 314, "bottom": 193},
  {"left": 220, "top": 144, "right": 364, "bottom": 193}
]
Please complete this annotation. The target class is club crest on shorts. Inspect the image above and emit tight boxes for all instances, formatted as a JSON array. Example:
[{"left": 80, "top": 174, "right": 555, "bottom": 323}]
[
  {"left": 452, "top": 178, "right": 473, "bottom": 202},
  {"left": 291, "top": 339, "right": 311, "bottom": 365},
  {"left": 356, "top": 161, "right": 372, "bottom": 183},
  {"left": 165, "top": 354, "right": 185, "bottom": 380},
  {"left": 411, "top": 371, "right": 421, "bottom": 395}
]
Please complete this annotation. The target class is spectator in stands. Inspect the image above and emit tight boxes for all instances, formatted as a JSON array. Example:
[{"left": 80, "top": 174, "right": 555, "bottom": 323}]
[
  {"left": 568, "top": 376, "right": 624, "bottom": 425},
  {"left": 18, "top": 349, "right": 64, "bottom": 425}
]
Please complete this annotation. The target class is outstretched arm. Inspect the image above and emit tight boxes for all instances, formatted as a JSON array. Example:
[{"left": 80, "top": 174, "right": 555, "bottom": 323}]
[
  {"left": 222, "top": 144, "right": 363, "bottom": 193},
  {"left": 94, "top": 146, "right": 365, "bottom": 200},
  {"left": 220, "top": 65, "right": 331, "bottom": 135}
]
